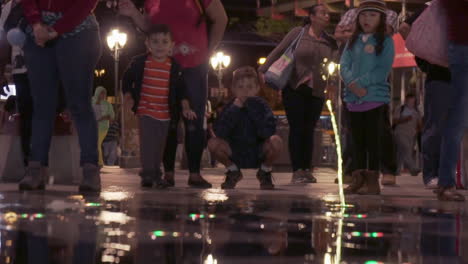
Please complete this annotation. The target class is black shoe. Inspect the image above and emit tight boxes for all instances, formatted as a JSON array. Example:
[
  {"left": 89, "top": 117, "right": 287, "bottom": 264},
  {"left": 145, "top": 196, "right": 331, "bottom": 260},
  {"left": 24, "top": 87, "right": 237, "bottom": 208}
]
[
  {"left": 188, "top": 178, "right": 212, "bottom": 189},
  {"left": 257, "top": 169, "right": 274, "bottom": 190},
  {"left": 221, "top": 170, "right": 243, "bottom": 189},
  {"left": 79, "top": 163, "right": 101, "bottom": 193},
  {"left": 141, "top": 177, "right": 153, "bottom": 188},
  {"left": 154, "top": 179, "right": 172, "bottom": 189},
  {"left": 19, "top": 161, "right": 45, "bottom": 191},
  {"left": 165, "top": 178, "right": 175, "bottom": 187}
]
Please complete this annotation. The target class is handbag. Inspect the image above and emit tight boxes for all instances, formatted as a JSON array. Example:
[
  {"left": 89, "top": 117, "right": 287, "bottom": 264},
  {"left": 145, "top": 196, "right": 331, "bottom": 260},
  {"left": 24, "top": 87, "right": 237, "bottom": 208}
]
[
  {"left": 405, "top": 0, "right": 448, "bottom": 67},
  {"left": 264, "top": 28, "right": 305, "bottom": 91}
]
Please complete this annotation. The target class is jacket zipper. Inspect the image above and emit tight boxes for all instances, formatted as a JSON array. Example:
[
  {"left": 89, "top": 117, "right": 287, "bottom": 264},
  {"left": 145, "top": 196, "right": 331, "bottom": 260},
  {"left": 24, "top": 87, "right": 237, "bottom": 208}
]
[{"left": 48, "top": 0, "right": 52, "bottom": 9}]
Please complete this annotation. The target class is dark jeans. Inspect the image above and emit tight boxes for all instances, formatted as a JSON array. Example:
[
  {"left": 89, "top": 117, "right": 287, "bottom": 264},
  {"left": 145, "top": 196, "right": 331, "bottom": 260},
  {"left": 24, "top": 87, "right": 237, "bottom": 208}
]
[
  {"left": 282, "top": 86, "right": 324, "bottom": 171},
  {"left": 12, "top": 73, "right": 33, "bottom": 166},
  {"left": 439, "top": 42, "right": 468, "bottom": 188},
  {"left": 139, "top": 116, "right": 169, "bottom": 178},
  {"left": 163, "top": 64, "right": 208, "bottom": 174},
  {"left": 422, "top": 80, "right": 451, "bottom": 184},
  {"left": 380, "top": 104, "right": 398, "bottom": 175},
  {"left": 342, "top": 104, "right": 397, "bottom": 175},
  {"left": 349, "top": 105, "right": 385, "bottom": 171},
  {"left": 23, "top": 26, "right": 101, "bottom": 166}
]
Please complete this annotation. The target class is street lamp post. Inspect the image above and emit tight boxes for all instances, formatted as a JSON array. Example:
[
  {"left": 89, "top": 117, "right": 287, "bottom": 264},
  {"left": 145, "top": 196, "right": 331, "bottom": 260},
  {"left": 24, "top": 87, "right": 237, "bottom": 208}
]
[
  {"left": 107, "top": 28, "right": 127, "bottom": 165},
  {"left": 210, "top": 51, "right": 231, "bottom": 99}
]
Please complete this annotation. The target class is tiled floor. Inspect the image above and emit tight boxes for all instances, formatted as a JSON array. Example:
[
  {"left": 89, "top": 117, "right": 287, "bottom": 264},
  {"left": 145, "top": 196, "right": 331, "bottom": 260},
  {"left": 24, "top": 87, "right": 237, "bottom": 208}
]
[{"left": 0, "top": 167, "right": 466, "bottom": 264}]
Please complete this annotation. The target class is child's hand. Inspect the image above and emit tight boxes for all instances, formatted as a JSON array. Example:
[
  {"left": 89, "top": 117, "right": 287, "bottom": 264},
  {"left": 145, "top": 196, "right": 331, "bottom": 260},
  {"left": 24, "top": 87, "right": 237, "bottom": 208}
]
[
  {"left": 183, "top": 109, "right": 197, "bottom": 120},
  {"left": 349, "top": 82, "right": 367, "bottom": 98}
]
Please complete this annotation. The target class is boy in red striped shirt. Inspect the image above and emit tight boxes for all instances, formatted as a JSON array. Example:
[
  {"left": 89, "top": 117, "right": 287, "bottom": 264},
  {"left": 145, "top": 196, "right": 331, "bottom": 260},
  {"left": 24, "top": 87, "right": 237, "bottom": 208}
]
[{"left": 123, "top": 24, "right": 196, "bottom": 188}]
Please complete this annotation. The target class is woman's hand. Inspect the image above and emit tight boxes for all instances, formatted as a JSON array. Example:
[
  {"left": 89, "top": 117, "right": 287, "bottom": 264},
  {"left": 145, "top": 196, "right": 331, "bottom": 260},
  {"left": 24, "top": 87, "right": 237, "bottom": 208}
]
[
  {"left": 33, "top": 23, "right": 58, "bottom": 47},
  {"left": 33, "top": 23, "right": 51, "bottom": 47}
]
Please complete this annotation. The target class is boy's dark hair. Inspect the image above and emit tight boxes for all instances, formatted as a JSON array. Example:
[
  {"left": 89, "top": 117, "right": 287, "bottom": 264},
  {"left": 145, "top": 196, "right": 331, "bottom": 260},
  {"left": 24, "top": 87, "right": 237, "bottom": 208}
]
[
  {"left": 146, "top": 24, "right": 172, "bottom": 39},
  {"left": 232, "top": 66, "right": 259, "bottom": 86}
]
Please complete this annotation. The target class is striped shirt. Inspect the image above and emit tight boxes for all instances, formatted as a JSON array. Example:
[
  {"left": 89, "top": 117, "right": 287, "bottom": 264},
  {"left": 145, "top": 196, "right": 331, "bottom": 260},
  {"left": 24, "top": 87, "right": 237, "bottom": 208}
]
[{"left": 137, "top": 57, "right": 171, "bottom": 121}]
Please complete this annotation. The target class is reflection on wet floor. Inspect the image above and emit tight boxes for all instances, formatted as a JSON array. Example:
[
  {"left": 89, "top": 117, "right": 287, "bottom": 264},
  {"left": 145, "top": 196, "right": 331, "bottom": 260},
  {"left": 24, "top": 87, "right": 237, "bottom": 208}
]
[{"left": 0, "top": 187, "right": 466, "bottom": 264}]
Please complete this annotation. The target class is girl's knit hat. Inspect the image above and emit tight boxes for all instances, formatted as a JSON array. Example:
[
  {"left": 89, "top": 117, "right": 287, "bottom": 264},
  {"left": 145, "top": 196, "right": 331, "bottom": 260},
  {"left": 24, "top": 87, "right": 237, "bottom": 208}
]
[{"left": 358, "top": 0, "right": 387, "bottom": 14}]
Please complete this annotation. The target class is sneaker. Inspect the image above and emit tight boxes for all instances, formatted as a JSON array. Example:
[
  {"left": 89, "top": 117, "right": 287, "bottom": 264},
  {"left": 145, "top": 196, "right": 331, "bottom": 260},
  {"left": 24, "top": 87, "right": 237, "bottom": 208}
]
[
  {"left": 257, "top": 169, "right": 274, "bottom": 190},
  {"left": 19, "top": 161, "right": 45, "bottom": 191},
  {"left": 302, "top": 170, "right": 317, "bottom": 183},
  {"left": 425, "top": 178, "right": 438, "bottom": 189},
  {"left": 79, "top": 163, "right": 101, "bottom": 193},
  {"left": 291, "top": 170, "right": 306, "bottom": 184},
  {"left": 221, "top": 170, "right": 243, "bottom": 189}
]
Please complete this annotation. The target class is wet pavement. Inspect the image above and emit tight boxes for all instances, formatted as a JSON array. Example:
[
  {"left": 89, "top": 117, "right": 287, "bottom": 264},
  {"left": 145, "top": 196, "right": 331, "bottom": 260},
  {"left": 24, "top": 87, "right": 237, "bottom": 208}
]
[{"left": 0, "top": 167, "right": 467, "bottom": 264}]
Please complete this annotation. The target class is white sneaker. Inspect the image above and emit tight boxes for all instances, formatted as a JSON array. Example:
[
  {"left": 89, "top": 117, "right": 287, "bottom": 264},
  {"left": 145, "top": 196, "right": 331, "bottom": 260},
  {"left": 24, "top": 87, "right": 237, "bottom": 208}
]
[{"left": 425, "top": 178, "right": 438, "bottom": 189}]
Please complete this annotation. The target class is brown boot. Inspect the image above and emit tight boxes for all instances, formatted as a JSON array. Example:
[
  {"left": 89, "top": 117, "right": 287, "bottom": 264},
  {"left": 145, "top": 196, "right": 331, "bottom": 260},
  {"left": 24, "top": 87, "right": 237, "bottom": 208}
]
[
  {"left": 357, "top": 170, "right": 381, "bottom": 195},
  {"left": 344, "top": 170, "right": 366, "bottom": 194},
  {"left": 381, "top": 174, "right": 396, "bottom": 186}
]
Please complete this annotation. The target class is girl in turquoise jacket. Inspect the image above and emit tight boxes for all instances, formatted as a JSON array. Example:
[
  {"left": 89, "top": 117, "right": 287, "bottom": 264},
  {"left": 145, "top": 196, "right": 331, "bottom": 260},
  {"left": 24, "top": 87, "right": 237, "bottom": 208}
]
[{"left": 339, "top": 0, "right": 395, "bottom": 196}]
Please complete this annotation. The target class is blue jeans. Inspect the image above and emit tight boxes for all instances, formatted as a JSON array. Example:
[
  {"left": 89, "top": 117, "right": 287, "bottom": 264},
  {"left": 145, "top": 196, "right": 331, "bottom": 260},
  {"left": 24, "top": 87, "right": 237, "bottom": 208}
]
[
  {"left": 438, "top": 43, "right": 468, "bottom": 188},
  {"left": 23, "top": 26, "right": 102, "bottom": 166},
  {"left": 421, "top": 80, "right": 451, "bottom": 184}
]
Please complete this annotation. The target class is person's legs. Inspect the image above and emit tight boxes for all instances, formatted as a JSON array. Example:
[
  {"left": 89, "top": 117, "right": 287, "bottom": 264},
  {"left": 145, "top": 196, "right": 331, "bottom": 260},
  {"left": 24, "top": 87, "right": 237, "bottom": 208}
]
[
  {"left": 262, "top": 135, "right": 283, "bottom": 167},
  {"left": 364, "top": 106, "right": 384, "bottom": 172},
  {"left": 182, "top": 64, "right": 211, "bottom": 187},
  {"left": 302, "top": 95, "right": 324, "bottom": 171},
  {"left": 422, "top": 80, "right": 451, "bottom": 185},
  {"left": 437, "top": 43, "right": 468, "bottom": 201},
  {"left": 207, "top": 137, "right": 242, "bottom": 189},
  {"left": 20, "top": 36, "right": 59, "bottom": 190},
  {"left": 282, "top": 86, "right": 306, "bottom": 174},
  {"left": 23, "top": 38, "right": 59, "bottom": 167},
  {"left": 345, "top": 110, "right": 367, "bottom": 194},
  {"left": 55, "top": 27, "right": 101, "bottom": 167},
  {"left": 12, "top": 73, "right": 33, "bottom": 166},
  {"left": 107, "top": 141, "right": 118, "bottom": 166},
  {"left": 162, "top": 119, "right": 179, "bottom": 184},
  {"left": 358, "top": 106, "right": 384, "bottom": 195},
  {"left": 97, "top": 128, "right": 108, "bottom": 166},
  {"left": 395, "top": 133, "right": 419, "bottom": 173},
  {"left": 55, "top": 26, "right": 102, "bottom": 191},
  {"left": 380, "top": 104, "right": 398, "bottom": 185},
  {"left": 207, "top": 137, "right": 233, "bottom": 167},
  {"left": 139, "top": 116, "right": 158, "bottom": 186},
  {"left": 102, "top": 141, "right": 111, "bottom": 165}
]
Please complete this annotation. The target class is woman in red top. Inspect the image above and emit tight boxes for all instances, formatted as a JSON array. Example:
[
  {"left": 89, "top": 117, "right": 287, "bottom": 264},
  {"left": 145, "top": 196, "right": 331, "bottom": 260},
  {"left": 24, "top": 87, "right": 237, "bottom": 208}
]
[{"left": 19, "top": 0, "right": 102, "bottom": 192}]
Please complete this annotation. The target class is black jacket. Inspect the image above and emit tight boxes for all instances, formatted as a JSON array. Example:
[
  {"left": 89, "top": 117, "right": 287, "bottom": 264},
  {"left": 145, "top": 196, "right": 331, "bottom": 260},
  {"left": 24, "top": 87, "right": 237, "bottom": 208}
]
[
  {"left": 214, "top": 96, "right": 277, "bottom": 168},
  {"left": 122, "top": 53, "right": 187, "bottom": 121}
]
